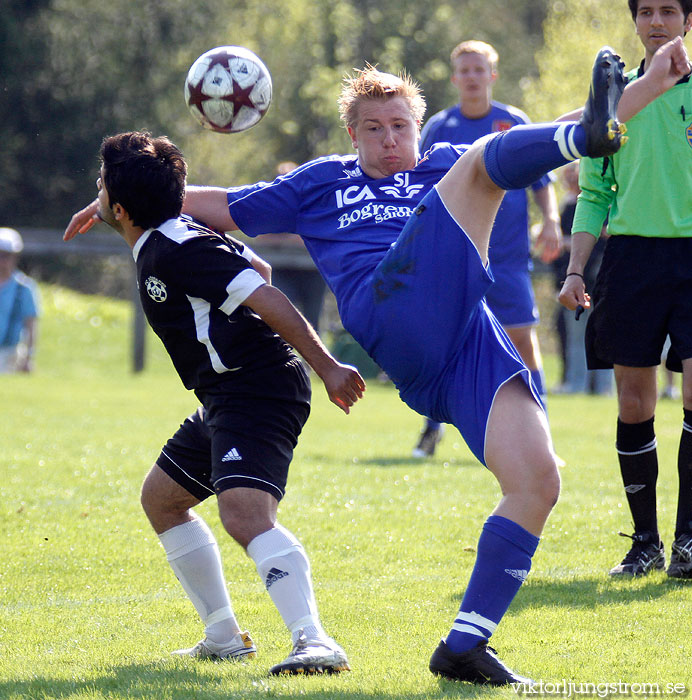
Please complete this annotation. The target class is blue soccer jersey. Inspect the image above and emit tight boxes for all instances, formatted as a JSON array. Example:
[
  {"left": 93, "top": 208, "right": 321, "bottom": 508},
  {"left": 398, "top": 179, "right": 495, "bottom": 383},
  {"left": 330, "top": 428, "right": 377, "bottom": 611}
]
[
  {"left": 226, "top": 145, "right": 540, "bottom": 464},
  {"left": 227, "top": 145, "right": 462, "bottom": 319},
  {"left": 420, "top": 101, "right": 551, "bottom": 268}
]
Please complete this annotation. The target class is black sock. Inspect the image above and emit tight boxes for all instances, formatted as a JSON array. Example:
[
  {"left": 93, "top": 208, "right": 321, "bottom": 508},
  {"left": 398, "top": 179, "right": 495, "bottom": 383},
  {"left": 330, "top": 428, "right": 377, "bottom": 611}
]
[
  {"left": 616, "top": 417, "right": 659, "bottom": 536},
  {"left": 675, "top": 409, "right": 692, "bottom": 538}
]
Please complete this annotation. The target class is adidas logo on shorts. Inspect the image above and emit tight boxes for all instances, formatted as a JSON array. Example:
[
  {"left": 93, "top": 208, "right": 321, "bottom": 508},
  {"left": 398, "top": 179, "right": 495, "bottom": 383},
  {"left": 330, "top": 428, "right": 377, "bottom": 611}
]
[{"left": 221, "top": 448, "right": 242, "bottom": 462}]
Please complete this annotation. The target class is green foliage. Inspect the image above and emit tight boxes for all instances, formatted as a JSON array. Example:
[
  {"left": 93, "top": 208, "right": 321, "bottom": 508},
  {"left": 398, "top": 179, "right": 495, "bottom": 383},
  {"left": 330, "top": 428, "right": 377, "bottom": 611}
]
[
  {"left": 179, "top": 0, "right": 552, "bottom": 186},
  {"left": 522, "top": 0, "right": 644, "bottom": 121},
  {"left": 0, "top": 0, "right": 225, "bottom": 226},
  {"left": 1, "top": 0, "right": 550, "bottom": 228},
  {"left": 0, "top": 285, "right": 689, "bottom": 698}
]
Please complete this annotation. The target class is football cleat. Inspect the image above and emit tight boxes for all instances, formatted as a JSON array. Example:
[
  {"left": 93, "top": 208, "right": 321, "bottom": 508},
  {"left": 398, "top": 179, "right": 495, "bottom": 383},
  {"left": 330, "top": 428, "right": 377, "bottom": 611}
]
[
  {"left": 171, "top": 631, "right": 257, "bottom": 661},
  {"left": 412, "top": 424, "right": 444, "bottom": 458},
  {"left": 269, "top": 630, "right": 350, "bottom": 675},
  {"left": 667, "top": 532, "right": 692, "bottom": 579},
  {"left": 580, "top": 46, "right": 629, "bottom": 158},
  {"left": 429, "top": 639, "right": 534, "bottom": 686},
  {"left": 609, "top": 531, "right": 665, "bottom": 576}
]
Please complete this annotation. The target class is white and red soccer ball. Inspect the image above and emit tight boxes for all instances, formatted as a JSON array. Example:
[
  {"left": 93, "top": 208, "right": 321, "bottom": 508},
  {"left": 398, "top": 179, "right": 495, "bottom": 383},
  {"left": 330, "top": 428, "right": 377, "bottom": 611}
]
[{"left": 184, "top": 46, "right": 272, "bottom": 133}]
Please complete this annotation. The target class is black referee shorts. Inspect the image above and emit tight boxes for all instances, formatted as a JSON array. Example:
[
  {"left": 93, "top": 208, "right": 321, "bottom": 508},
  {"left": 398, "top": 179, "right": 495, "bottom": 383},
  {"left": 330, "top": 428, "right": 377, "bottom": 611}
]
[
  {"left": 156, "top": 358, "right": 311, "bottom": 502},
  {"left": 586, "top": 235, "right": 692, "bottom": 371}
]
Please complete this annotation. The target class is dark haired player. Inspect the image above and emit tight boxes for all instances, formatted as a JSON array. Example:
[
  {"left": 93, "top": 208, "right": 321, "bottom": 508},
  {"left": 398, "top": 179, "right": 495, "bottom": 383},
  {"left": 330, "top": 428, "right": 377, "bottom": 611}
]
[
  {"left": 67, "top": 42, "right": 688, "bottom": 684},
  {"left": 560, "top": 0, "right": 692, "bottom": 579},
  {"left": 65, "top": 131, "right": 365, "bottom": 675}
]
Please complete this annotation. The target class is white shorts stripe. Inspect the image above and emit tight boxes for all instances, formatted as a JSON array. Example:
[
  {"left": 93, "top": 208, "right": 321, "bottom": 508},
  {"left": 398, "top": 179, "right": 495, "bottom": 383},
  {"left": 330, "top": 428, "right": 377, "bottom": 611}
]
[
  {"left": 159, "top": 448, "right": 214, "bottom": 495},
  {"left": 214, "top": 474, "right": 284, "bottom": 499}
]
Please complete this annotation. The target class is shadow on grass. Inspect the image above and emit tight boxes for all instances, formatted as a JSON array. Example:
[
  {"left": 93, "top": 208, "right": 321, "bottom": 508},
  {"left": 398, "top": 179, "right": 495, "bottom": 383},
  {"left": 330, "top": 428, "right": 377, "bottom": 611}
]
[
  {"left": 354, "top": 456, "right": 480, "bottom": 468},
  {"left": 0, "top": 662, "right": 492, "bottom": 700},
  {"left": 308, "top": 454, "right": 481, "bottom": 468},
  {"left": 450, "top": 574, "right": 687, "bottom": 610}
]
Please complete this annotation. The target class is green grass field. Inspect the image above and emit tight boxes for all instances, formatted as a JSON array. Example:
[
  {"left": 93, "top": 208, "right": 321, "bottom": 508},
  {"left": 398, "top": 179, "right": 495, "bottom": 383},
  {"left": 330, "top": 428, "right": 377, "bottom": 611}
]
[{"left": 1, "top": 285, "right": 690, "bottom": 699}]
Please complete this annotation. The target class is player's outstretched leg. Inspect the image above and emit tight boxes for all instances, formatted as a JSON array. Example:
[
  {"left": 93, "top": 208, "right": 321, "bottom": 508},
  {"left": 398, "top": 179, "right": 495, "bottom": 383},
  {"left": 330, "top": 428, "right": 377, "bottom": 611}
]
[
  {"left": 579, "top": 46, "right": 628, "bottom": 158},
  {"left": 481, "top": 46, "right": 627, "bottom": 191},
  {"left": 429, "top": 378, "right": 559, "bottom": 686}
]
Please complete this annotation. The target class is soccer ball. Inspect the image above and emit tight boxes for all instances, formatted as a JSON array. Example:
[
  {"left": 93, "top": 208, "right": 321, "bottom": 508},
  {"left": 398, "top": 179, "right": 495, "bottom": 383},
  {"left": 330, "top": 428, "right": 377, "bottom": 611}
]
[{"left": 184, "top": 46, "right": 272, "bottom": 134}]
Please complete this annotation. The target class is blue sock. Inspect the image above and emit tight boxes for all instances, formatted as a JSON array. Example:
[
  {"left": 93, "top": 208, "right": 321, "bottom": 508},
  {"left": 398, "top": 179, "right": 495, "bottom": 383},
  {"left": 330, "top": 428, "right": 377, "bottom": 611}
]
[
  {"left": 530, "top": 368, "right": 546, "bottom": 401},
  {"left": 484, "top": 122, "right": 587, "bottom": 190},
  {"left": 445, "top": 515, "right": 539, "bottom": 653},
  {"left": 426, "top": 419, "right": 442, "bottom": 431}
]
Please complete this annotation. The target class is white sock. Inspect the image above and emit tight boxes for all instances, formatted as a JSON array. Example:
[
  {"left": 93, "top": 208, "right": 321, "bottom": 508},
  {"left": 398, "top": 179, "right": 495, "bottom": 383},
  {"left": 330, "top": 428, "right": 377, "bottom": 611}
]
[
  {"left": 158, "top": 518, "right": 240, "bottom": 645},
  {"left": 247, "top": 524, "right": 326, "bottom": 643}
]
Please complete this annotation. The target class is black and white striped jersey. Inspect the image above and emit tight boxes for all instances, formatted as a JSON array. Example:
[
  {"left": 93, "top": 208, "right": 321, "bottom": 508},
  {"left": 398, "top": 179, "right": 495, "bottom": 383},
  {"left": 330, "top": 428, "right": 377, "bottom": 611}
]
[{"left": 132, "top": 216, "right": 295, "bottom": 392}]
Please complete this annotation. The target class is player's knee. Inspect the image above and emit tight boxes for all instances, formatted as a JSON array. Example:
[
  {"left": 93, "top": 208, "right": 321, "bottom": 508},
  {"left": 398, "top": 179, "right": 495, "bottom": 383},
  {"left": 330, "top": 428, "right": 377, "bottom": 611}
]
[
  {"left": 221, "top": 512, "right": 275, "bottom": 550},
  {"left": 140, "top": 466, "right": 160, "bottom": 516},
  {"left": 617, "top": 390, "right": 655, "bottom": 422},
  {"left": 538, "top": 461, "right": 561, "bottom": 511},
  {"left": 218, "top": 490, "right": 277, "bottom": 549}
]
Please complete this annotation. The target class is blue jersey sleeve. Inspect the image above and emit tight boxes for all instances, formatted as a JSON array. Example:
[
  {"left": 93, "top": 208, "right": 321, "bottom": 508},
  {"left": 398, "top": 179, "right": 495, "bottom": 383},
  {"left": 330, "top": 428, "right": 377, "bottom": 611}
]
[{"left": 227, "top": 174, "right": 301, "bottom": 237}]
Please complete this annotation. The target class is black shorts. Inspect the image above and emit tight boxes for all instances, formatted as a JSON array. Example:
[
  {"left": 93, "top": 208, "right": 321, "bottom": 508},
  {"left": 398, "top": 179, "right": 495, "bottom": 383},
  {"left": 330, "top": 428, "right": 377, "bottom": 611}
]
[
  {"left": 586, "top": 235, "right": 692, "bottom": 371},
  {"left": 156, "top": 359, "right": 311, "bottom": 502}
]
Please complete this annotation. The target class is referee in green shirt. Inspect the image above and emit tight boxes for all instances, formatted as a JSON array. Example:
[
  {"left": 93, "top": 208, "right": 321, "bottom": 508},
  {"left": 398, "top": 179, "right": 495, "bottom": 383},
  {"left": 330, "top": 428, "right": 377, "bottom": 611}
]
[{"left": 560, "top": 0, "right": 692, "bottom": 579}]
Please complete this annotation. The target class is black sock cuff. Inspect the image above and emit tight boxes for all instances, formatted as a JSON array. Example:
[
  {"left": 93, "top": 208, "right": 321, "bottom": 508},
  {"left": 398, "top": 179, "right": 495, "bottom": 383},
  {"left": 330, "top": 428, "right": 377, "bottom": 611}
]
[{"left": 617, "top": 417, "right": 656, "bottom": 452}]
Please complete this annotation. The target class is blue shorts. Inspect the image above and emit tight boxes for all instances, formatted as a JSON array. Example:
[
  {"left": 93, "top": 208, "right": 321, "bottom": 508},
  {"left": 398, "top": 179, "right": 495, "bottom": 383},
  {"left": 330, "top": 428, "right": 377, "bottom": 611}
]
[
  {"left": 342, "top": 188, "right": 542, "bottom": 465},
  {"left": 484, "top": 263, "right": 539, "bottom": 328}
]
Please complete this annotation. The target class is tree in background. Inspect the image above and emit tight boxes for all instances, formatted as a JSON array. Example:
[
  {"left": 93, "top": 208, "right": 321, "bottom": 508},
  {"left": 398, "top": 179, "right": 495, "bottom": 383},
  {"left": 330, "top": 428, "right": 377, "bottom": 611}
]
[
  {"left": 179, "top": 0, "right": 551, "bottom": 189},
  {"left": 1, "top": 0, "right": 550, "bottom": 228},
  {"left": 0, "top": 0, "right": 225, "bottom": 227},
  {"left": 522, "top": 0, "right": 642, "bottom": 121}
]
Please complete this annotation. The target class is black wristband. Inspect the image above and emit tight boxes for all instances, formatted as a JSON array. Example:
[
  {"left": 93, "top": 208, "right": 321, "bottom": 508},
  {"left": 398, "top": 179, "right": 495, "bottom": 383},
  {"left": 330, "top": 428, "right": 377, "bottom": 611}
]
[{"left": 564, "top": 272, "right": 584, "bottom": 281}]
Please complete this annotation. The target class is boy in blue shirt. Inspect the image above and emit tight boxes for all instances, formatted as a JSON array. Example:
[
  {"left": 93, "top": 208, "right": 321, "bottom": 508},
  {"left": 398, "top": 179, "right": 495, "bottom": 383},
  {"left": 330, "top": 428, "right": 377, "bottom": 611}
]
[{"left": 0, "top": 228, "right": 39, "bottom": 373}]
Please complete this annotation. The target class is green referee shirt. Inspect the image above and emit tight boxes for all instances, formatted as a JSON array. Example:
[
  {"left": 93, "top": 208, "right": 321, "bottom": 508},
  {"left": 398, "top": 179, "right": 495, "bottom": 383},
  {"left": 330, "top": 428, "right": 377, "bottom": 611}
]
[{"left": 573, "top": 64, "right": 692, "bottom": 239}]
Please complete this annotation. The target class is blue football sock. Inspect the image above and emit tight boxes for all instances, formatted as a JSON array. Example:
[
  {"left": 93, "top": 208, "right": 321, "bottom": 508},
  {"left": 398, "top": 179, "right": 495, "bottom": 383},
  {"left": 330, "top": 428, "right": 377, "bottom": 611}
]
[
  {"left": 426, "top": 419, "right": 442, "bottom": 431},
  {"left": 484, "top": 122, "right": 587, "bottom": 190},
  {"left": 445, "top": 515, "right": 539, "bottom": 653}
]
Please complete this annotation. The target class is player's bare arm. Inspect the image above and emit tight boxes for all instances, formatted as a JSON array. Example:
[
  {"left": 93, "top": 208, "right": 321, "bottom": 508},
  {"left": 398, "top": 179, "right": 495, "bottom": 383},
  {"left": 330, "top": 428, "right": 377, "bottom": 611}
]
[
  {"left": 248, "top": 254, "right": 272, "bottom": 283},
  {"left": 617, "top": 37, "right": 691, "bottom": 122},
  {"left": 182, "top": 185, "right": 238, "bottom": 232},
  {"left": 558, "top": 231, "right": 599, "bottom": 311},
  {"left": 242, "top": 285, "right": 366, "bottom": 413},
  {"left": 532, "top": 184, "right": 561, "bottom": 263},
  {"left": 557, "top": 38, "right": 691, "bottom": 124}
]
